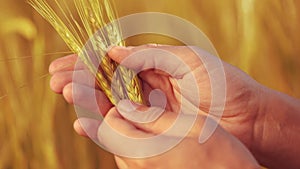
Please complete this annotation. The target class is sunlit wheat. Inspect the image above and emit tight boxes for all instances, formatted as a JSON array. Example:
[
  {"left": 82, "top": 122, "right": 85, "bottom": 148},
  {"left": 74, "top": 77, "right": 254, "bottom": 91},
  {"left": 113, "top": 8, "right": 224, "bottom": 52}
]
[
  {"left": 1, "top": 1, "right": 299, "bottom": 169},
  {"left": 28, "top": 0, "right": 144, "bottom": 105}
]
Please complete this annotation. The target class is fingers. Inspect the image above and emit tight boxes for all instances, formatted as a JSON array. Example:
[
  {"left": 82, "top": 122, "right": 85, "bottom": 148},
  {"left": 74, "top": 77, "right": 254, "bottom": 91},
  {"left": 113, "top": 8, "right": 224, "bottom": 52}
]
[
  {"left": 116, "top": 100, "right": 170, "bottom": 134},
  {"left": 49, "top": 54, "right": 86, "bottom": 74},
  {"left": 97, "top": 101, "right": 204, "bottom": 158},
  {"left": 102, "top": 107, "right": 152, "bottom": 138},
  {"left": 50, "top": 70, "right": 95, "bottom": 93},
  {"left": 139, "top": 70, "right": 180, "bottom": 112},
  {"left": 73, "top": 119, "right": 88, "bottom": 137},
  {"left": 97, "top": 107, "right": 161, "bottom": 158},
  {"left": 63, "top": 83, "right": 112, "bottom": 116},
  {"left": 50, "top": 60, "right": 112, "bottom": 115},
  {"left": 73, "top": 118, "right": 102, "bottom": 139},
  {"left": 108, "top": 45, "right": 201, "bottom": 78}
]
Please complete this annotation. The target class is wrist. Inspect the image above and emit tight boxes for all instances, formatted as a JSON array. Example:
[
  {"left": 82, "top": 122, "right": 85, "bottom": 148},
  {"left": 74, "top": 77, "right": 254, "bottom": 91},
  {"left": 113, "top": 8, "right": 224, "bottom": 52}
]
[
  {"left": 250, "top": 85, "right": 273, "bottom": 166},
  {"left": 252, "top": 86, "right": 300, "bottom": 168},
  {"left": 249, "top": 84, "right": 270, "bottom": 165}
]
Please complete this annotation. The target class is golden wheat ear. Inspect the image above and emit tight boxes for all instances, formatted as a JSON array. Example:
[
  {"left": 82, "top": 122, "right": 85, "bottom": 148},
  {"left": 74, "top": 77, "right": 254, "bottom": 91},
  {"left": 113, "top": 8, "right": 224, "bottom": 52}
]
[{"left": 28, "top": 0, "right": 144, "bottom": 105}]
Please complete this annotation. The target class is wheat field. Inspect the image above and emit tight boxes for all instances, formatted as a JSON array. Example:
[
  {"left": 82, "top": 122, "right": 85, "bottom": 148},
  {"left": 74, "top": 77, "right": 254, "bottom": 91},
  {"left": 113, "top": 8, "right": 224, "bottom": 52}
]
[{"left": 0, "top": 0, "right": 299, "bottom": 169}]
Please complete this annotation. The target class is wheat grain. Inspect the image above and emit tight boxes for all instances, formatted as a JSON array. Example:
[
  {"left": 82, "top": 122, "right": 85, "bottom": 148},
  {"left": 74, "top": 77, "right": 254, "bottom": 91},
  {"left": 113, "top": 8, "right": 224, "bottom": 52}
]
[{"left": 28, "top": 0, "right": 145, "bottom": 105}]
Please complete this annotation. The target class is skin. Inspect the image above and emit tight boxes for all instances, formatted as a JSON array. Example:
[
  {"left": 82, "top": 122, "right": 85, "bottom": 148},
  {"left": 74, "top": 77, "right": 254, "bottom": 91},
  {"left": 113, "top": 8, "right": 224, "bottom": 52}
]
[
  {"left": 49, "top": 45, "right": 300, "bottom": 169},
  {"left": 96, "top": 105, "right": 260, "bottom": 169}
]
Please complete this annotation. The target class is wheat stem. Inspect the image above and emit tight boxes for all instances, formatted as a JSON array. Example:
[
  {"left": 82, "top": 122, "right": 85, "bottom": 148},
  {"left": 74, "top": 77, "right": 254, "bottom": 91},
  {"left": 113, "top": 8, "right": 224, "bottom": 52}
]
[{"left": 28, "top": 0, "right": 144, "bottom": 105}]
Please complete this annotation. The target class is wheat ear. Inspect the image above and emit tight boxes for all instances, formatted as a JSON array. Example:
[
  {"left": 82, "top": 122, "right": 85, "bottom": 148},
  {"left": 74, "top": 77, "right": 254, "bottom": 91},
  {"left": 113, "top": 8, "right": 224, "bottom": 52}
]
[{"left": 28, "top": 0, "right": 144, "bottom": 105}]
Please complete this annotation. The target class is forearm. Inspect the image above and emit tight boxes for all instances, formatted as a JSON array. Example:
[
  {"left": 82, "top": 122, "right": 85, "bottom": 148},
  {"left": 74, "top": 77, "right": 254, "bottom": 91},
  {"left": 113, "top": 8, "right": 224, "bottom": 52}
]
[{"left": 254, "top": 87, "right": 300, "bottom": 169}]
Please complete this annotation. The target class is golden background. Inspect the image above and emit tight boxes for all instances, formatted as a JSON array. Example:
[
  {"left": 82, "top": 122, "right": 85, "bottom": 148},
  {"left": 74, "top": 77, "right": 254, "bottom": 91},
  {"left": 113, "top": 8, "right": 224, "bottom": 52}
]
[{"left": 0, "top": 0, "right": 299, "bottom": 168}]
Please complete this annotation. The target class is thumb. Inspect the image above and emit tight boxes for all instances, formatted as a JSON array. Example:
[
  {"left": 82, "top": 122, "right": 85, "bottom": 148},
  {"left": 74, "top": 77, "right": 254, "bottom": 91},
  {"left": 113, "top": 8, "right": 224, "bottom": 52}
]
[
  {"left": 108, "top": 45, "right": 193, "bottom": 78},
  {"left": 107, "top": 44, "right": 165, "bottom": 64},
  {"left": 117, "top": 99, "right": 165, "bottom": 123},
  {"left": 116, "top": 99, "right": 197, "bottom": 137}
]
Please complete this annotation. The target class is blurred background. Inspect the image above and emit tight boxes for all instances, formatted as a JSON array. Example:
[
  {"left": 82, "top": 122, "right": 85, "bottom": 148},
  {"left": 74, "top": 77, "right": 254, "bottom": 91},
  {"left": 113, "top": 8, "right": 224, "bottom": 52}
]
[{"left": 0, "top": 0, "right": 299, "bottom": 168}]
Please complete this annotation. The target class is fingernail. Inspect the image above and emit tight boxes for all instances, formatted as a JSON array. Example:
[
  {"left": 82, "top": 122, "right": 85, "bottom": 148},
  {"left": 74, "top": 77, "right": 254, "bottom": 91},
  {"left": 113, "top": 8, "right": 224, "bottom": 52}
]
[{"left": 48, "top": 64, "right": 56, "bottom": 75}]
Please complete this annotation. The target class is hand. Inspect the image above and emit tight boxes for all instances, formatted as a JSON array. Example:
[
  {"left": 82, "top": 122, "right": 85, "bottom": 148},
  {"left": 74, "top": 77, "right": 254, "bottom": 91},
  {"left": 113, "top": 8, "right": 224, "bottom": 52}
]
[
  {"left": 49, "top": 44, "right": 265, "bottom": 153},
  {"left": 48, "top": 45, "right": 262, "bottom": 168},
  {"left": 104, "top": 45, "right": 266, "bottom": 151},
  {"left": 95, "top": 100, "right": 260, "bottom": 169},
  {"left": 104, "top": 45, "right": 300, "bottom": 169},
  {"left": 49, "top": 44, "right": 300, "bottom": 168}
]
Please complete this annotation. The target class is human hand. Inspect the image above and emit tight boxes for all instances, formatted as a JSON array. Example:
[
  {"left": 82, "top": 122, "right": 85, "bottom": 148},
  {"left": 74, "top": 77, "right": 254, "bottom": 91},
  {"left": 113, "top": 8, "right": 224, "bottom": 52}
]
[
  {"left": 49, "top": 44, "right": 264, "bottom": 151},
  {"left": 49, "top": 44, "right": 300, "bottom": 169},
  {"left": 94, "top": 100, "right": 260, "bottom": 169},
  {"left": 103, "top": 45, "right": 266, "bottom": 151},
  {"left": 105, "top": 45, "right": 300, "bottom": 169},
  {"left": 48, "top": 45, "right": 263, "bottom": 168}
]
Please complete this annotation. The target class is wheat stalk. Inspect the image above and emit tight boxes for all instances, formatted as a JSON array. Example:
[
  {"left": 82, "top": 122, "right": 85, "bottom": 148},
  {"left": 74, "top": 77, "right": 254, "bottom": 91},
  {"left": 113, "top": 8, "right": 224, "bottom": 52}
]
[{"left": 28, "top": 0, "right": 144, "bottom": 105}]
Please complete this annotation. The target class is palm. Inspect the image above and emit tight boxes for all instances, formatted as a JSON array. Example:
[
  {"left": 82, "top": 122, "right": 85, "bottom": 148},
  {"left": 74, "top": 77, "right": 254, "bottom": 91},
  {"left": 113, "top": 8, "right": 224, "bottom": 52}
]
[{"left": 139, "top": 52, "right": 262, "bottom": 150}]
